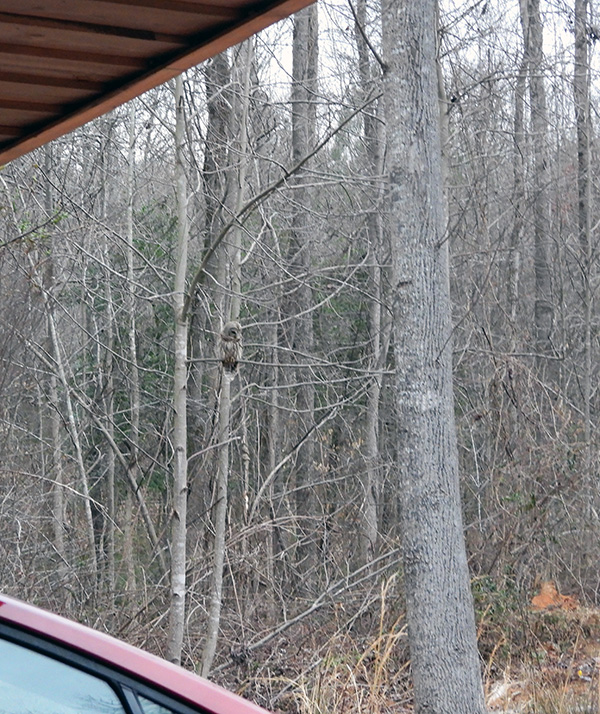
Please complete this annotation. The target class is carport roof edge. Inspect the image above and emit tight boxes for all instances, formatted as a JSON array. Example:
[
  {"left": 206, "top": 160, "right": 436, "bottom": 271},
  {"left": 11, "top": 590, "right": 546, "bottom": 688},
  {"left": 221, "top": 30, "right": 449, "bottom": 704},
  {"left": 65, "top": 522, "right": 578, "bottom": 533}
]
[{"left": 0, "top": 0, "right": 315, "bottom": 164}]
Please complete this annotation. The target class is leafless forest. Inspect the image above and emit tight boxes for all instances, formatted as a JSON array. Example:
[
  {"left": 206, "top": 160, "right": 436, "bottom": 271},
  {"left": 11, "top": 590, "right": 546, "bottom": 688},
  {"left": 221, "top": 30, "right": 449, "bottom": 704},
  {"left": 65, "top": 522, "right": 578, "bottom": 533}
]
[{"left": 0, "top": 0, "right": 598, "bottom": 709}]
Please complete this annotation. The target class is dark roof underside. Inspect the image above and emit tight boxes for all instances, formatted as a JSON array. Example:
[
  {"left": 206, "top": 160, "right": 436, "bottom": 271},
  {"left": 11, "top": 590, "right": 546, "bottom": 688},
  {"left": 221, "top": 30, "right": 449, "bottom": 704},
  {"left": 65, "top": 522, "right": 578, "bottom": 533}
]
[{"left": 0, "top": 0, "right": 314, "bottom": 164}]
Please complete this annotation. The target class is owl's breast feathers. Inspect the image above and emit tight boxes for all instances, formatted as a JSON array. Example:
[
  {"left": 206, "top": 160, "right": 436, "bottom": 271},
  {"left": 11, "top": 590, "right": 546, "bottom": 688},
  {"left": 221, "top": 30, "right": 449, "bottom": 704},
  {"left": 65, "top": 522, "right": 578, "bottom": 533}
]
[{"left": 220, "top": 322, "right": 242, "bottom": 376}]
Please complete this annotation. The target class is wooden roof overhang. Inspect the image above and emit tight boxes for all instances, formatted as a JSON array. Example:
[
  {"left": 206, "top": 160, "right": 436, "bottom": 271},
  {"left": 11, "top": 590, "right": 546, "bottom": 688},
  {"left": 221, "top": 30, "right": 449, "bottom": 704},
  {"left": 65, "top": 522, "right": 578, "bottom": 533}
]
[{"left": 0, "top": 0, "right": 315, "bottom": 164}]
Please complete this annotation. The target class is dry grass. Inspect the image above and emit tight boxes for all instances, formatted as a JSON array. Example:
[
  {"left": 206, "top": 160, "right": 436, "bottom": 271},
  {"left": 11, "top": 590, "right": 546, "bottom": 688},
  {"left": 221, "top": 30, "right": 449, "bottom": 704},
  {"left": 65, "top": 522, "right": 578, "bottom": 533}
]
[
  {"left": 228, "top": 578, "right": 600, "bottom": 714},
  {"left": 256, "top": 578, "right": 411, "bottom": 714},
  {"left": 482, "top": 599, "right": 600, "bottom": 714}
]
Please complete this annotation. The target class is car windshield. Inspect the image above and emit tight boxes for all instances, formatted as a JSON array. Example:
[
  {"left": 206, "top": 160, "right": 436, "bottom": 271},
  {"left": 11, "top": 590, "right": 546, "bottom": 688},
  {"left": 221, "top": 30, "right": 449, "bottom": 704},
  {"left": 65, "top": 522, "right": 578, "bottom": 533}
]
[{"left": 0, "top": 638, "right": 126, "bottom": 714}]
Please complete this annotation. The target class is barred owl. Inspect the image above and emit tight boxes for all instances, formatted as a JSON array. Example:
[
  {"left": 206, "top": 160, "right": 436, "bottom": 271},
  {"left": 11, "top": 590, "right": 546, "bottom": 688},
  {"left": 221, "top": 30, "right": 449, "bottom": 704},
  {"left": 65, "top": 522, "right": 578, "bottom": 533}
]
[{"left": 219, "top": 321, "right": 242, "bottom": 377}]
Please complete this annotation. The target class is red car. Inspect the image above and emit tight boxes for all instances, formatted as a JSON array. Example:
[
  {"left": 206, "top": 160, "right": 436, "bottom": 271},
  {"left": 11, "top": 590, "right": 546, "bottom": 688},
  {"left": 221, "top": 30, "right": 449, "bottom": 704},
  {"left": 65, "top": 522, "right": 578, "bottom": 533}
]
[{"left": 0, "top": 593, "right": 270, "bottom": 714}]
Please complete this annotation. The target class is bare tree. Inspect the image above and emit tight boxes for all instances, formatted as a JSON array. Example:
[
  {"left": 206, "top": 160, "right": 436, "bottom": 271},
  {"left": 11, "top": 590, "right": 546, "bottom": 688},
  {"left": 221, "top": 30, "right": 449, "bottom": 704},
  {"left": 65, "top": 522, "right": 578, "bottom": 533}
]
[
  {"left": 573, "top": 0, "right": 593, "bottom": 444},
  {"left": 167, "top": 75, "right": 190, "bottom": 665},
  {"left": 521, "top": 0, "right": 554, "bottom": 366},
  {"left": 353, "top": 0, "right": 389, "bottom": 565},
  {"left": 382, "top": 0, "right": 486, "bottom": 710},
  {"left": 288, "top": 2, "right": 319, "bottom": 586},
  {"left": 124, "top": 103, "right": 141, "bottom": 596}
]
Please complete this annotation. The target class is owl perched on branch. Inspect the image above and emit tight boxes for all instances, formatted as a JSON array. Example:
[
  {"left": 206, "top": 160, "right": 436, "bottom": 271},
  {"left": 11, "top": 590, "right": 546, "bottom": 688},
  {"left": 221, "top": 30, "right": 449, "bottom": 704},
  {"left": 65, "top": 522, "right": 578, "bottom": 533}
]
[{"left": 219, "top": 321, "right": 242, "bottom": 377}]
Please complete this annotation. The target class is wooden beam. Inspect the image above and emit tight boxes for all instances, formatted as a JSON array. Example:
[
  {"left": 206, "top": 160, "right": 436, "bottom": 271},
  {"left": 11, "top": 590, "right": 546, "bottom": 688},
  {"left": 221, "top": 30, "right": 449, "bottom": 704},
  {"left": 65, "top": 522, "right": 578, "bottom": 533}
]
[
  {"left": 0, "top": 71, "right": 104, "bottom": 91},
  {"left": 0, "top": 43, "right": 147, "bottom": 68},
  {"left": 82, "top": 0, "right": 244, "bottom": 18},
  {"left": 0, "top": 11, "right": 185, "bottom": 43},
  {"left": 0, "top": 98, "right": 61, "bottom": 112}
]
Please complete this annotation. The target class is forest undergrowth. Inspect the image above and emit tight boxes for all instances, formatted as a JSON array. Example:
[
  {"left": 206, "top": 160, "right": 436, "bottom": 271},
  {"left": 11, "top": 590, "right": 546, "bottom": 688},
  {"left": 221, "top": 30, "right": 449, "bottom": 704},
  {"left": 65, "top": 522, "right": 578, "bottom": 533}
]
[
  {"left": 477, "top": 580, "right": 600, "bottom": 714},
  {"left": 207, "top": 576, "right": 600, "bottom": 714}
]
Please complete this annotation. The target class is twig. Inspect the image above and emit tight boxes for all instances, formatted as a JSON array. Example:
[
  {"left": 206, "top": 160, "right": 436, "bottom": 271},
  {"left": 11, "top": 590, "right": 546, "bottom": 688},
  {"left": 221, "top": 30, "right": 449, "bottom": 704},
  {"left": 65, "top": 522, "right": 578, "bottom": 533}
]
[
  {"left": 183, "top": 90, "right": 383, "bottom": 318},
  {"left": 0, "top": 214, "right": 63, "bottom": 251},
  {"left": 211, "top": 548, "right": 402, "bottom": 674},
  {"left": 347, "top": 0, "right": 387, "bottom": 72}
]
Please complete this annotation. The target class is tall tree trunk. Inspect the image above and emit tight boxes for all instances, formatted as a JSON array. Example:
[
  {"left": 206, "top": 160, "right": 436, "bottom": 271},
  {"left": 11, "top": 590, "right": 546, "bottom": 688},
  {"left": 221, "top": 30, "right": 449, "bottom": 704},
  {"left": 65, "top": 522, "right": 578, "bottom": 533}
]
[
  {"left": 187, "top": 50, "right": 232, "bottom": 550},
  {"left": 354, "top": 0, "right": 387, "bottom": 565},
  {"left": 521, "top": 0, "right": 554, "bottom": 366},
  {"left": 47, "top": 305, "right": 99, "bottom": 585},
  {"left": 266, "top": 308, "right": 282, "bottom": 618},
  {"left": 228, "top": 39, "right": 252, "bottom": 321},
  {"left": 124, "top": 102, "right": 140, "bottom": 595},
  {"left": 49, "top": 361, "right": 67, "bottom": 575},
  {"left": 290, "top": 2, "right": 318, "bottom": 585},
  {"left": 31, "top": 235, "right": 99, "bottom": 589},
  {"left": 102, "top": 260, "right": 116, "bottom": 599},
  {"left": 201, "top": 41, "right": 251, "bottom": 676},
  {"left": 200, "top": 373, "right": 231, "bottom": 677},
  {"left": 573, "top": 0, "right": 593, "bottom": 444},
  {"left": 508, "top": 50, "right": 527, "bottom": 330},
  {"left": 42, "top": 145, "right": 70, "bottom": 598},
  {"left": 382, "top": 1, "right": 486, "bottom": 711},
  {"left": 97, "top": 128, "right": 116, "bottom": 601},
  {"left": 167, "top": 74, "right": 189, "bottom": 665}
]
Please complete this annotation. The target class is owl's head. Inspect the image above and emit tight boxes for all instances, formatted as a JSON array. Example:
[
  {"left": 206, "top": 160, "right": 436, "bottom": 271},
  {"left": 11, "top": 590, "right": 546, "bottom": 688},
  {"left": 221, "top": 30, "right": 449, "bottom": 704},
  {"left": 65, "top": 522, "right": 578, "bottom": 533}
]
[{"left": 222, "top": 321, "right": 242, "bottom": 340}]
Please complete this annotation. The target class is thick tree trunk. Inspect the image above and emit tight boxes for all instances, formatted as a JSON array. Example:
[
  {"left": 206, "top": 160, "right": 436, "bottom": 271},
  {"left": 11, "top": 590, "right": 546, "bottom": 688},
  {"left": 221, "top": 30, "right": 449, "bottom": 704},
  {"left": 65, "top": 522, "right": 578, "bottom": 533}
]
[
  {"left": 382, "top": 1, "right": 486, "bottom": 711},
  {"left": 290, "top": 2, "right": 318, "bottom": 585}
]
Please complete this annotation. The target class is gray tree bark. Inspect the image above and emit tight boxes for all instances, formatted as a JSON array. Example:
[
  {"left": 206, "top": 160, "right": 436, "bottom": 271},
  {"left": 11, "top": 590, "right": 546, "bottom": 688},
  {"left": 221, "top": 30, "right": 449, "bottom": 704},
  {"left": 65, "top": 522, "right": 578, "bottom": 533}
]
[
  {"left": 573, "top": 0, "right": 593, "bottom": 443},
  {"left": 200, "top": 373, "right": 231, "bottom": 677},
  {"left": 187, "top": 50, "right": 233, "bottom": 545},
  {"left": 124, "top": 102, "right": 140, "bottom": 596},
  {"left": 354, "top": 0, "right": 388, "bottom": 565},
  {"left": 508, "top": 48, "right": 527, "bottom": 330},
  {"left": 42, "top": 145, "right": 70, "bottom": 599},
  {"left": 167, "top": 74, "right": 189, "bottom": 665},
  {"left": 290, "top": 2, "right": 318, "bottom": 585},
  {"left": 520, "top": 0, "right": 554, "bottom": 363},
  {"left": 200, "top": 42, "right": 252, "bottom": 675},
  {"left": 382, "top": 1, "right": 486, "bottom": 711}
]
